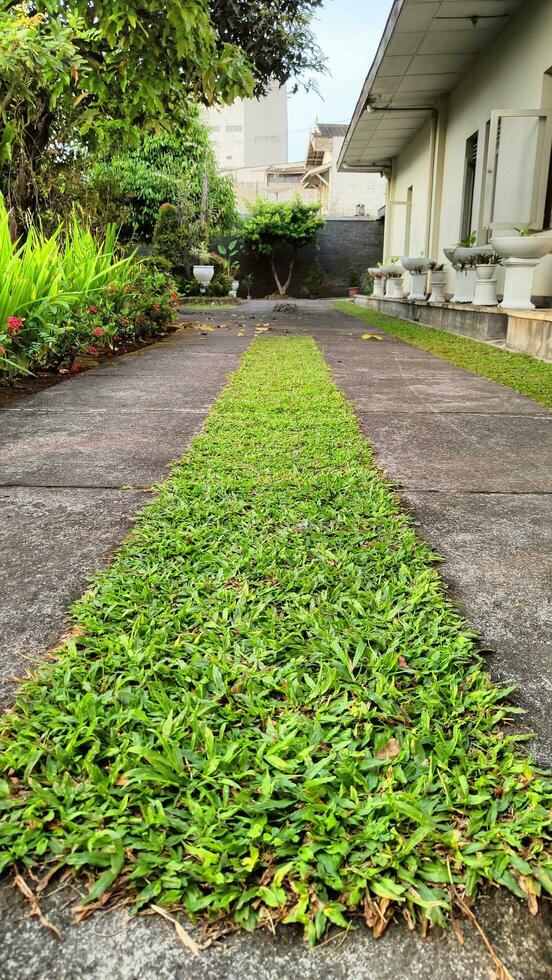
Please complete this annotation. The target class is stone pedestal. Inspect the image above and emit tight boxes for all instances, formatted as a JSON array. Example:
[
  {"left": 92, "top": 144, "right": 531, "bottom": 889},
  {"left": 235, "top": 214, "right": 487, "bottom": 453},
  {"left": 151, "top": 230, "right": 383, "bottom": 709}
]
[
  {"left": 451, "top": 268, "right": 476, "bottom": 303},
  {"left": 385, "top": 276, "right": 404, "bottom": 299},
  {"left": 500, "top": 257, "right": 539, "bottom": 310},
  {"left": 473, "top": 277, "right": 498, "bottom": 307},
  {"left": 407, "top": 272, "right": 427, "bottom": 302},
  {"left": 428, "top": 275, "right": 446, "bottom": 305},
  {"left": 373, "top": 277, "right": 385, "bottom": 299}
]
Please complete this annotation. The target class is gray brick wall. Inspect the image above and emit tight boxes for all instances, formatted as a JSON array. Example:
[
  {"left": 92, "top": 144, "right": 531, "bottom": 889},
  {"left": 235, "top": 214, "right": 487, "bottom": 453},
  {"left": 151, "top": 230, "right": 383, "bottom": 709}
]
[{"left": 214, "top": 217, "right": 384, "bottom": 298}]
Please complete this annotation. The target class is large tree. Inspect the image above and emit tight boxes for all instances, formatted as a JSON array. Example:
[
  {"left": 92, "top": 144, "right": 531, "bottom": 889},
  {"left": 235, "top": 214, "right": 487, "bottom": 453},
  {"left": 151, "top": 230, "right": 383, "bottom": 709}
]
[
  {"left": 0, "top": 1, "right": 324, "bottom": 237},
  {"left": 89, "top": 115, "right": 237, "bottom": 241}
]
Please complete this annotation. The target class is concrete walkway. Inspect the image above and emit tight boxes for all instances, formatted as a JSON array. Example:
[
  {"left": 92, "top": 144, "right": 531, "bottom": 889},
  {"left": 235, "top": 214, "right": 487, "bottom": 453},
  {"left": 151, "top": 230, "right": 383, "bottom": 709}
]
[{"left": 1, "top": 301, "right": 551, "bottom": 979}]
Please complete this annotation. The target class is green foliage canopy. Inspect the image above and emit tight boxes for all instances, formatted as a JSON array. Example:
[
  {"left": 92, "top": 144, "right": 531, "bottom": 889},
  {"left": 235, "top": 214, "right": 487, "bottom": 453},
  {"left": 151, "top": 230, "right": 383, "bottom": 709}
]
[
  {"left": 0, "top": 2, "right": 323, "bottom": 236},
  {"left": 239, "top": 198, "right": 324, "bottom": 295},
  {"left": 90, "top": 118, "right": 237, "bottom": 241}
]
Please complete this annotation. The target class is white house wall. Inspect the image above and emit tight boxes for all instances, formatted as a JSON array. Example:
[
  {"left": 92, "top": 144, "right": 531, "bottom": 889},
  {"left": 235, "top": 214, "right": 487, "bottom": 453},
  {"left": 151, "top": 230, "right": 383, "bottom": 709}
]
[
  {"left": 386, "top": 0, "right": 552, "bottom": 297},
  {"left": 384, "top": 118, "right": 433, "bottom": 261},
  {"left": 329, "top": 137, "right": 386, "bottom": 218}
]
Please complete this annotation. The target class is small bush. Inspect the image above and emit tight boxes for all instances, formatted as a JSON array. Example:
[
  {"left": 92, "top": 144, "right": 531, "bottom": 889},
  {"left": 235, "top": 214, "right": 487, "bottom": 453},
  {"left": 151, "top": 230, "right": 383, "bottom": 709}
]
[{"left": 207, "top": 273, "right": 232, "bottom": 297}]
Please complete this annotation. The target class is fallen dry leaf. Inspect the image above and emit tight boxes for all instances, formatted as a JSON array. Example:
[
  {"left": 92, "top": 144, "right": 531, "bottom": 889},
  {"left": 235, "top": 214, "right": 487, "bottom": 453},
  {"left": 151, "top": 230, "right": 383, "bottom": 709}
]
[
  {"left": 376, "top": 738, "right": 401, "bottom": 760},
  {"left": 150, "top": 905, "right": 201, "bottom": 956},
  {"left": 361, "top": 332, "right": 383, "bottom": 340}
]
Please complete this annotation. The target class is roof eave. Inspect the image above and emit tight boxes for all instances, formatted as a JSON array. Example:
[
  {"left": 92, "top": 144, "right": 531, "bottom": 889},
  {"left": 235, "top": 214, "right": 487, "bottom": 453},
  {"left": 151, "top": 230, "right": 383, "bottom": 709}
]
[{"left": 337, "top": 0, "right": 405, "bottom": 171}]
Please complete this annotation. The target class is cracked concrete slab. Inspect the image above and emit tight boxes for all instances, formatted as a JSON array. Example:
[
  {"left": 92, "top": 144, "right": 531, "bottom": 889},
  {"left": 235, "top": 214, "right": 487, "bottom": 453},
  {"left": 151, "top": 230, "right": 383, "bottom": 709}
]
[
  {"left": 1, "top": 884, "right": 551, "bottom": 980},
  {"left": 0, "top": 486, "right": 148, "bottom": 709},
  {"left": 354, "top": 412, "right": 552, "bottom": 491},
  {"left": 399, "top": 490, "right": 552, "bottom": 763}
]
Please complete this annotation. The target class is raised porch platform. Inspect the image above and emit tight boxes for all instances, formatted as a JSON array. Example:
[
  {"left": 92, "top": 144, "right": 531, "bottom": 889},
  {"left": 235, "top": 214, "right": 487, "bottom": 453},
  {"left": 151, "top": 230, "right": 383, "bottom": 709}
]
[{"left": 355, "top": 296, "right": 552, "bottom": 362}]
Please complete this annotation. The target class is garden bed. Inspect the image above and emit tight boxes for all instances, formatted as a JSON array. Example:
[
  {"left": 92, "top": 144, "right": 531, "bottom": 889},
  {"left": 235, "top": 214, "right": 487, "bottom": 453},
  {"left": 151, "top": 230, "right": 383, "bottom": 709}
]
[
  {"left": 178, "top": 296, "right": 242, "bottom": 307},
  {"left": 0, "top": 336, "right": 550, "bottom": 946}
]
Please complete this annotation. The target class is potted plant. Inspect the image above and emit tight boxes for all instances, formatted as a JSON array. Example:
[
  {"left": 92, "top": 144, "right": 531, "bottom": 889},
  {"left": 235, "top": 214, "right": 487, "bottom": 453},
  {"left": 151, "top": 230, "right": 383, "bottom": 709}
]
[
  {"left": 368, "top": 267, "right": 385, "bottom": 299},
  {"left": 243, "top": 273, "right": 253, "bottom": 300},
  {"left": 428, "top": 262, "right": 446, "bottom": 305},
  {"left": 444, "top": 233, "right": 493, "bottom": 303},
  {"left": 192, "top": 242, "right": 215, "bottom": 293},
  {"left": 385, "top": 270, "right": 404, "bottom": 300},
  {"left": 217, "top": 239, "right": 241, "bottom": 296},
  {"left": 401, "top": 257, "right": 430, "bottom": 301},
  {"left": 490, "top": 228, "right": 552, "bottom": 310},
  {"left": 348, "top": 265, "right": 360, "bottom": 297},
  {"left": 472, "top": 251, "right": 501, "bottom": 307}
]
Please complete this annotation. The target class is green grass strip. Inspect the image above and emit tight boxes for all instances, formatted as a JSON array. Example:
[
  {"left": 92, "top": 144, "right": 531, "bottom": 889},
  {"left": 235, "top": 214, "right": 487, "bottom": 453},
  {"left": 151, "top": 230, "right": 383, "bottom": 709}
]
[
  {"left": 334, "top": 300, "right": 552, "bottom": 410},
  {"left": 1, "top": 337, "right": 551, "bottom": 943}
]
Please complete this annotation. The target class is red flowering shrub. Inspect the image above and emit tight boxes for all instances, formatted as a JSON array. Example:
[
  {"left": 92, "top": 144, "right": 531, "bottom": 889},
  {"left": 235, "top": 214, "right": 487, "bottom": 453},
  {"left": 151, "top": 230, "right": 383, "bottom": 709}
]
[
  {"left": 0, "top": 261, "right": 178, "bottom": 379},
  {"left": 6, "top": 316, "right": 23, "bottom": 335}
]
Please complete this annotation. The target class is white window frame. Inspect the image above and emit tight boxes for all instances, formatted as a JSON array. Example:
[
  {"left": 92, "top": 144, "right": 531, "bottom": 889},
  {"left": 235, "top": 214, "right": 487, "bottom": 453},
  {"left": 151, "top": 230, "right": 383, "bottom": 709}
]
[{"left": 483, "top": 108, "right": 552, "bottom": 231}]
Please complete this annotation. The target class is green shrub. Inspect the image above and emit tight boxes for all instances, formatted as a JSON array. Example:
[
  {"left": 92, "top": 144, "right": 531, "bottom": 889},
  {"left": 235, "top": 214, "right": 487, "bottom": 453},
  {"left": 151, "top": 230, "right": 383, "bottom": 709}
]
[
  {"left": 304, "top": 258, "right": 324, "bottom": 297},
  {"left": 207, "top": 273, "right": 232, "bottom": 297}
]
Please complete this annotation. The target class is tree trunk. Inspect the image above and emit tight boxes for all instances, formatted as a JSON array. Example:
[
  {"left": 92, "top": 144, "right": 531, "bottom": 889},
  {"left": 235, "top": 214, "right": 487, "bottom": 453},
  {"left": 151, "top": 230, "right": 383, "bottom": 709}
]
[
  {"left": 270, "top": 248, "right": 296, "bottom": 297},
  {"left": 7, "top": 97, "right": 53, "bottom": 241}
]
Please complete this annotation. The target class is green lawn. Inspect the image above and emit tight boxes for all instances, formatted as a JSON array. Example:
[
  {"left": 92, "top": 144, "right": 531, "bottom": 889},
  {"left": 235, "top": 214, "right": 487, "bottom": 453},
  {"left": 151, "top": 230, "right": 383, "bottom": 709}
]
[
  {"left": 334, "top": 301, "right": 552, "bottom": 410},
  {"left": 1, "top": 337, "right": 550, "bottom": 942}
]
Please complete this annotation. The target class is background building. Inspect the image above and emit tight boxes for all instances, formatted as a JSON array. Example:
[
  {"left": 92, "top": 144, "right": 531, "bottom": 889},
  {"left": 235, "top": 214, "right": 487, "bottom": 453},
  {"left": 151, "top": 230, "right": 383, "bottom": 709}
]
[{"left": 203, "top": 84, "right": 288, "bottom": 172}]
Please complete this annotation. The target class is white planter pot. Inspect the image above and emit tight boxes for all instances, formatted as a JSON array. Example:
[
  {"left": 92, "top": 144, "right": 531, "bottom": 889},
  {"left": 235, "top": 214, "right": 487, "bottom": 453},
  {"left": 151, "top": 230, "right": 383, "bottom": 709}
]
[
  {"left": 407, "top": 271, "right": 427, "bottom": 302},
  {"left": 473, "top": 269, "right": 498, "bottom": 307},
  {"left": 400, "top": 256, "right": 432, "bottom": 273},
  {"left": 372, "top": 277, "right": 385, "bottom": 298},
  {"left": 380, "top": 263, "right": 402, "bottom": 275},
  {"left": 476, "top": 264, "right": 497, "bottom": 280},
  {"left": 385, "top": 276, "right": 404, "bottom": 299},
  {"left": 490, "top": 236, "right": 551, "bottom": 310},
  {"left": 229, "top": 278, "right": 239, "bottom": 298},
  {"left": 193, "top": 264, "right": 215, "bottom": 293},
  {"left": 451, "top": 268, "right": 477, "bottom": 303},
  {"left": 490, "top": 236, "right": 552, "bottom": 261},
  {"left": 428, "top": 272, "right": 446, "bottom": 305}
]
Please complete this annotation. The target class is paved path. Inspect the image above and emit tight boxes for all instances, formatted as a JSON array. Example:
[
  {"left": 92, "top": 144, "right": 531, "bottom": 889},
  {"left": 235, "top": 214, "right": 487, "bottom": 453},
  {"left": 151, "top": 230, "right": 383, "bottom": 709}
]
[{"left": 1, "top": 301, "right": 551, "bottom": 979}]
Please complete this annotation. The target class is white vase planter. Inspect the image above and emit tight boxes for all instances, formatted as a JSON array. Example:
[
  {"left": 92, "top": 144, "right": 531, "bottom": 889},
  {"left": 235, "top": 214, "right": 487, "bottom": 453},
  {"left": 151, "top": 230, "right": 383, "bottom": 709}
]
[
  {"left": 386, "top": 276, "right": 404, "bottom": 299},
  {"left": 193, "top": 264, "right": 215, "bottom": 293},
  {"left": 473, "top": 265, "right": 498, "bottom": 306},
  {"left": 372, "top": 277, "right": 385, "bottom": 298},
  {"left": 400, "top": 256, "right": 431, "bottom": 272},
  {"left": 428, "top": 272, "right": 446, "bottom": 305},
  {"left": 229, "top": 278, "right": 239, "bottom": 298},
  {"left": 451, "top": 268, "right": 477, "bottom": 303},
  {"left": 407, "top": 271, "right": 427, "bottom": 302},
  {"left": 490, "top": 236, "right": 551, "bottom": 310}
]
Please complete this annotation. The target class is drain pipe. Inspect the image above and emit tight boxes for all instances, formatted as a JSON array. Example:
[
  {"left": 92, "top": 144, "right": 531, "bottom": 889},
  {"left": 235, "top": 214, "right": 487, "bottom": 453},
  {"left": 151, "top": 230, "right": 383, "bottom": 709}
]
[{"left": 425, "top": 109, "right": 438, "bottom": 259}]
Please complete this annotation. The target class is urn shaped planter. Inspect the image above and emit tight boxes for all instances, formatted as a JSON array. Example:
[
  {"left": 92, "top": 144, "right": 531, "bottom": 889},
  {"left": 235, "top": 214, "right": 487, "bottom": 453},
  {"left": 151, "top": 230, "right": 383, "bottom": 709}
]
[
  {"left": 385, "top": 275, "right": 404, "bottom": 299},
  {"left": 490, "top": 236, "right": 552, "bottom": 310},
  {"left": 400, "top": 257, "right": 430, "bottom": 302},
  {"left": 428, "top": 271, "right": 446, "bottom": 305},
  {"left": 473, "top": 264, "right": 498, "bottom": 306},
  {"left": 230, "top": 278, "right": 240, "bottom": 298},
  {"left": 193, "top": 264, "right": 215, "bottom": 293},
  {"left": 407, "top": 272, "right": 428, "bottom": 302},
  {"left": 444, "top": 246, "right": 493, "bottom": 303},
  {"left": 368, "top": 269, "right": 385, "bottom": 298}
]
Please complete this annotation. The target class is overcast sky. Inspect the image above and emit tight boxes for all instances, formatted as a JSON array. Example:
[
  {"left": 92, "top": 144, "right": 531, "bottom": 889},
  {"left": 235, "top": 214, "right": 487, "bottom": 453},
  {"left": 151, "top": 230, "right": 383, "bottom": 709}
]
[{"left": 287, "top": 0, "right": 393, "bottom": 161}]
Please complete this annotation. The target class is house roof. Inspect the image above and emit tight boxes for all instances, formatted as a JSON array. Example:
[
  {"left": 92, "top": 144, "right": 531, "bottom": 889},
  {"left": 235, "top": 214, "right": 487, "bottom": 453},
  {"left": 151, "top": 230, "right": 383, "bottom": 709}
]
[
  {"left": 315, "top": 124, "right": 349, "bottom": 138},
  {"left": 338, "top": 0, "right": 524, "bottom": 172}
]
